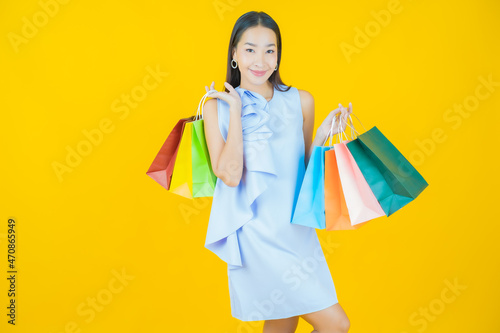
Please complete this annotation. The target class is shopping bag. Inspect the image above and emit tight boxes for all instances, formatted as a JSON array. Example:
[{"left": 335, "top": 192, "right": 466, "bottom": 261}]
[
  {"left": 169, "top": 90, "right": 218, "bottom": 198},
  {"left": 334, "top": 140, "right": 386, "bottom": 226},
  {"left": 290, "top": 145, "right": 332, "bottom": 229},
  {"left": 346, "top": 126, "right": 428, "bottom": 216},
  {"left": 291, "top": 112, "right": 347, "bottom": 229},
  {"left": 147, "top": 90, "right": 217, "bottom": 198},
  {"left": 169, "top": 120, "right": 194, "bottom": 198},
  {"left": 324, "top": 148, "right": 352, "bottom": 230},
  {"left": 146, "top": 117, "right": 193, "bottom": 190},
  {"left": 324, "top": 115, "right": 385, "bottom": 230},
  {"left": 191, "top": 117, "right": 217, "bottom": 197}
]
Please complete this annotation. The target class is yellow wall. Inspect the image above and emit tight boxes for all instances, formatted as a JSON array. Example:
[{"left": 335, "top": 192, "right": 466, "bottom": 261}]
[{"left": 1, "top": 0, "right": 498, "bottom": 332}]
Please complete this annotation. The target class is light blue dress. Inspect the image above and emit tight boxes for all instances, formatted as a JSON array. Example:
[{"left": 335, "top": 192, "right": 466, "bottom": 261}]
[{"left": 204, "top": 84, "right": 338, "bottom": 321}]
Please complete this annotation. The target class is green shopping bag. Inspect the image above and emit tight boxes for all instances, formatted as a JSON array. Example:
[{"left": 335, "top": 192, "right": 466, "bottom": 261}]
[
  {"left": 191, "top": 118, "right": 216, "bottom": 197},
  {"left": 346, "top": 126, "right": 428, "bottom": 216},
  {"left": 166, "top": 90, "right": 217, "bottom": 198}
]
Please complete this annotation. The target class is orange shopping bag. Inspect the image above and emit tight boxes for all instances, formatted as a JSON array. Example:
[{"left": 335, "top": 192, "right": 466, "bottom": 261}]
[
  {"left": 324, "top": 148, "right": 353, "bottom": 230},
  {"left": 324, "top": 113, "right": 385, "bottom": 230},
  {"left": 324, "top": 113, "right": 355, "bottom": 230}
]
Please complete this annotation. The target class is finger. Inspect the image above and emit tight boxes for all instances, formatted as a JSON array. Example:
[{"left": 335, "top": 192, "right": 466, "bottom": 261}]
[
  {"left": 224, "top": 81, "right": 235, "bottom": 92},
  {"left": 328, "top": 110, "right": 339, "bottom": 121},
  {"left": 211, "top": 81, "right": 215, "bottom": 89},
  {"left": 331, "top": 107, "right": 342, "bottom": 115},
  {"left": 340, "top": 113, "right": 348, "bottom": 123}
]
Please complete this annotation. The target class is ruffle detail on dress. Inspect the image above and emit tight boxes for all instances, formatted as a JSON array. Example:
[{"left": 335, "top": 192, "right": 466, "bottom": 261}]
[
  {"left": 204, "top": 87, "right": 278, "bottom": 267},
  {"left": 240, "top": 91, "right": 273, "bottom": 141}
]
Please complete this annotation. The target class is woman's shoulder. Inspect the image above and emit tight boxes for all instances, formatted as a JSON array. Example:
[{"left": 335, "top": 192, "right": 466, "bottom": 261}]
[
  {"left": 203, "top": 98, "right": 218, "bottom": 117},
  {"left": 204, "top": 97, "right": 218, "bottom": 108},
  {"left": 295, "top": 87, "right": 314, "bottom": 102},
  {"left": 295, "top": 88, "right": 314, "bottom": 118},
  {"left": 279, "top": 84, "right": 313, "bottom": 102}
]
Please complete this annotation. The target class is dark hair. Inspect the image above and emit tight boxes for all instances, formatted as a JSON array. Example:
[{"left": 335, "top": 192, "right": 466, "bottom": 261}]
[{"left": 224, "top": 11, "right": 291, "bottom": 93}]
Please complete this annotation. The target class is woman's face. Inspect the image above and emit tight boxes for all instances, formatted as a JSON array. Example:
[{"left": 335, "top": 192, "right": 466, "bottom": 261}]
[{"left": 233, "top": 26, "right": 278, "bottom": 86}]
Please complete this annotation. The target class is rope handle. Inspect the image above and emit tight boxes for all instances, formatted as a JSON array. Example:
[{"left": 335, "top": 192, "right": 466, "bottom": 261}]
[
  {"left": 190, "top": 89, "right": 218, "bottom": 120},
  {"left": 322, "top": 111, "right": 368, "bottom": 145},
  {"left": 344, "top": 112, "right": 367, "bottom": 139},
  {"left": 322, "top": 111, "right": 340, "bottom": 146}
]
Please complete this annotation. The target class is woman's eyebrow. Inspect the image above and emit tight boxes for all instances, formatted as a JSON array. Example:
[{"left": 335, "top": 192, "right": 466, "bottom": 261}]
[{"left": 244, "top": 42, "right": 276, "bottom": 47}]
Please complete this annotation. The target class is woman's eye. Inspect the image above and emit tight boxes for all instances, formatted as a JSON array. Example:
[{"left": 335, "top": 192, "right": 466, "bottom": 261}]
[{"left": 245, "top": 49, "right": 275, "bottom": 53}]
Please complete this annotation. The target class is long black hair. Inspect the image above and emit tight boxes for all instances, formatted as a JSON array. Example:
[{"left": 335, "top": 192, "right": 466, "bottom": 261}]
[{"left": 224, "top": 11, "right": 291, "bottom": 93}]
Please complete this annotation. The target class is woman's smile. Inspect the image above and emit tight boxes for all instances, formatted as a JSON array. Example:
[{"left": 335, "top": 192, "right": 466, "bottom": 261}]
[{"left": 250, "top": 69, "right": 267, "bottom": 76}]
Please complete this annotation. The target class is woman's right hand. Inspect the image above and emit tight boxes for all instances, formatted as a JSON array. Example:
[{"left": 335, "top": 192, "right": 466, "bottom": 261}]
[
  {"left": 315, "top": 102, "right": 353, "bottom": 142},
  {"left": 205, "top": 81, "right": 242, "bottom": 112},
  {"left": 336, "top": 102, "right": 353, "bottom": 134}
]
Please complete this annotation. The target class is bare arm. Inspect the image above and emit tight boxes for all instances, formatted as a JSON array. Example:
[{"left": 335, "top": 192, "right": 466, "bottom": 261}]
[
  {"left": 299, "top": 90, "right": 316, "bottom": 168},
  {"left": 299, "top": 89, "right": 351, "bottom": 168},
  {"left": 203, "top": 83, "right": 244, "bottom": 187}
]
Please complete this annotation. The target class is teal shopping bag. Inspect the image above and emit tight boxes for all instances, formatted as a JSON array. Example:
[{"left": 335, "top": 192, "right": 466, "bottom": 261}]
[
  {"left": 346, "top": 126, "right": 428, "bottom": 216},
  {"left": 291, "top": 145, "right": 332, "bottom": 229}
]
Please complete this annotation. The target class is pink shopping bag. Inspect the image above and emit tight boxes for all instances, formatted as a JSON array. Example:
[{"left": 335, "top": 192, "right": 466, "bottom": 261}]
[{"left": 334, "top": 140, "right": 386, "bottom": 226}]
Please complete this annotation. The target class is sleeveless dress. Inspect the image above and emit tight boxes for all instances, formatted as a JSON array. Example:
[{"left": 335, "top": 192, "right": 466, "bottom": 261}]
[{"left": 204, "top": 84, "right": 338, "bottom": 321}]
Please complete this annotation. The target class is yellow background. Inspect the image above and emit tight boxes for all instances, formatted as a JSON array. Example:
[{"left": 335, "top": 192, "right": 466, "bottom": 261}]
[{"left": 1, "top": 0, "right": 499, "bottom": 332}]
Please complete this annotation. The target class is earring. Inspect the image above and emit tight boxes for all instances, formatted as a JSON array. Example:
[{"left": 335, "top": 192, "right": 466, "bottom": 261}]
[
  {"left": 274, "top": 64, "right": 278, "bottom": 71},
  {"left": 231, "top": 59, "right": 238, "bottom": 69}
]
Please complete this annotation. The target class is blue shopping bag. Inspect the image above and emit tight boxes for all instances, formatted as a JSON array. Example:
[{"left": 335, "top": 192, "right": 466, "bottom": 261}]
[{"left": 290, "top": 145, "right": 332, "bottom": 229}]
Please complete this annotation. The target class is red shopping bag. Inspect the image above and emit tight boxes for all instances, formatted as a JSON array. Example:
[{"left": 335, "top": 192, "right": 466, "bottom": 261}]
[{"left": 146, "top": 117, "right": 194, "bottom": 190}]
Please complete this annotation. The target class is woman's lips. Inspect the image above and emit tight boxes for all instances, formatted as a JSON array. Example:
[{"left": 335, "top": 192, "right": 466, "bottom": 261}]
[{"left": 250, "top": 69, "right": 267, "bottom": 76}]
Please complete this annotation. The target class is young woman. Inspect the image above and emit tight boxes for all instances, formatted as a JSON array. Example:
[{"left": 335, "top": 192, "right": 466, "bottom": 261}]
[{"left": 202, "top": 11, "right": 352, "bottom": 333}]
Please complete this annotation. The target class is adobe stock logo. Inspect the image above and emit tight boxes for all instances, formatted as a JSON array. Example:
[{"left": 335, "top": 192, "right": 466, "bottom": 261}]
[
  {"left": 7, "top": 0, "right": 72, "bottom": 54},
  {"left": 51, "top": 64, "right": 168, "bottom": 182},
  {"left": 213, "top": 0, "right": 244, "bottom": 21},
  {"left": 408, "top": 73, "right": 498, "bottom": 167},
  {"left": 53, "top": 267, "right": 135, "bottom": 333},
  {"left": 398, "top": 277, "right": 467, "bottom": 333},
  {"left": 340, "top": 0, "right": 406, "bottom": 64}
]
